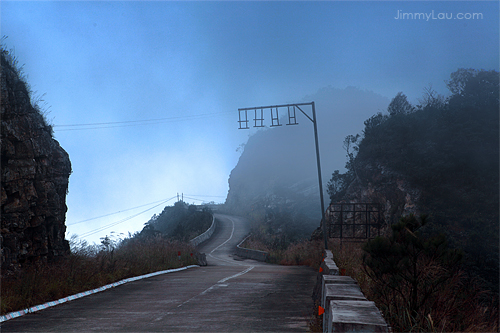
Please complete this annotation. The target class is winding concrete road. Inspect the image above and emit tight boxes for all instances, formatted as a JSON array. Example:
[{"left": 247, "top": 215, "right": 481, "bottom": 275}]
[{"left": 2, "top": 214, "right": 317, "bottom": 332}]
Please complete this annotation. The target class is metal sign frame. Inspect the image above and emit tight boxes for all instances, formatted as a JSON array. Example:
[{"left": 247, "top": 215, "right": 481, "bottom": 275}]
[
  {"left": 327, "top": 203, "right": 384, "bottom": 241},
  {"left": 237, "top": 102, "right": 328, "bottom": 250}
]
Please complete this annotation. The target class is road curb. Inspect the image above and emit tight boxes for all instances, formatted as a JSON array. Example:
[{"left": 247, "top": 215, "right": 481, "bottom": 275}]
[
  {"left": 235, "top": 234, "right": 269, "bottom": 262},
  {"left": 190, "top": 215, "right": 216, "bottom": 247},
  {"left": 0, "top": 264, "right": 199, "bottom": 323}
]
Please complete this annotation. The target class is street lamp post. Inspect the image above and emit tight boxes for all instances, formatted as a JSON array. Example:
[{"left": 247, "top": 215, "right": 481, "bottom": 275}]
[{"left": 237, "top": 102, "right": 328, "bottom": 250}]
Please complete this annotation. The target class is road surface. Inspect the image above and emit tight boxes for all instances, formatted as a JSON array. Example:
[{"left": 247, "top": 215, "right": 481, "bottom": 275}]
[{"left": 2, "top": 214, "right": 317, "bottom": 332}]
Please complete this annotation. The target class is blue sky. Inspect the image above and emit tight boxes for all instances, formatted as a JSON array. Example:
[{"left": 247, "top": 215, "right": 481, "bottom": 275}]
[{"left": 2, "top": 1, "right": 498, "bottom": 244}]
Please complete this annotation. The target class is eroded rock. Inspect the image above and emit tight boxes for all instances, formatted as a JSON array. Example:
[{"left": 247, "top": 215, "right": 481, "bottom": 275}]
[{"left": 1, "top": 49, "right": 71, "bottom": 273}]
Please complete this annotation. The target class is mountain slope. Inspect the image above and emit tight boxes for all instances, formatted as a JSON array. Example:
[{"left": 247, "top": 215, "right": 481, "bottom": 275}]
[
  {"left": 329, "top": 69, "right": 499, "bottom": 291},
  {"left": 226, "top": 86, "right": 390, "bottom": 232}
]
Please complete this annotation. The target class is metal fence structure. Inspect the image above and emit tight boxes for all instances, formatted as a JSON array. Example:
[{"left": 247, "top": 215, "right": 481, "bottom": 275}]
[{"left": 327, "top": 203, "right": 384, "bottom": 241}]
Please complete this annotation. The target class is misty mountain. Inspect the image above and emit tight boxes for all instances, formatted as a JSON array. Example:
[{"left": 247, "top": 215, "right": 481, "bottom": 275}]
[
  {"left": 225, "top": 86, "right": 390, "bottom": 230},
  {"left": 328, "top": 69, "right": 499, "bottom": 292}
]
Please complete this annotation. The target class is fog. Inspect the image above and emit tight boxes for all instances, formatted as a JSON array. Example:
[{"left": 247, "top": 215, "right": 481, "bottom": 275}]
[
  {"left": 1, "top": 1, "right": 497, "bottom": 244},
  {"left": 226, "top": 87, "right": 390, "bottom": 222}
]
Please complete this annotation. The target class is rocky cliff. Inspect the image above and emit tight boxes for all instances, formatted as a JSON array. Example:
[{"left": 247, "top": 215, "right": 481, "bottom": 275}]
[
  {"left": 311, "top": 162, "right": 421, "bottom": 241},
  {"left": 341, "top": 162, "right": 421, "bottom": 225},
  {"left": 1, "top": 49, "right": 71, "bottom": 273}
]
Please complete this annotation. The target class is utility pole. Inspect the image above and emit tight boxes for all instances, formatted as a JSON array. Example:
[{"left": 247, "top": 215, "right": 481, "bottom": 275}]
[{"left": 237, "top": 102, "right": 328, "bottom": 250}]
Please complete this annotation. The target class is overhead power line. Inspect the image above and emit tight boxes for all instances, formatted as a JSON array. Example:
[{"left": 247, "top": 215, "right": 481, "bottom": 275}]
[
  {"left": 183, "top": 194, "right": 226, "bottom": 201},
  {"left": 183, "top": 194, "right": 226, "bottom": 198},
  {"left": 67, "top": 198, "right": 176, "bottom": 226},
  {"left": 76, "top": 196, "right": 177, "bottom": 239},
  {"left": 183, "top": 196, "right": 208, "bottom": 203},
  {"left": 54, "top": 111, "right": 232, "bottom": 131},
  {"left": 71, "top": 193, "right": 225, "bottom": 240}
]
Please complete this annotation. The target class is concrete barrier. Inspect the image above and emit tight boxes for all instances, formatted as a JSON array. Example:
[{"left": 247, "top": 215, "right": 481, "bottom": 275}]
[
  {"left": 315, "top": 250, "right": 390, "bottom": 333},
  {"left": 321, "top": 275, "right": 357, "bottom": 296},
  {"left": 189, "top": 215, "right": 216, "bottom": 247},
  {"left": 327, "top": 300, "right": 389, "bottom": 333},
  {"left": 320, "top": 256, "right": 339, "bottom": 276},
  {"left": 312, "top": 251, "right": 340, "bottom": 302},
  {"left": 322, "top": 281, "right": 368, "bottom": 330},
  {"left": 235, "top": 234, "right": 269, "bottom": 262}
]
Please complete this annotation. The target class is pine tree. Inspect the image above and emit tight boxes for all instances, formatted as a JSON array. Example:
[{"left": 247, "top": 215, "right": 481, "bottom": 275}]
[{"left": 362, "top": 214, "right": 462, "bottom": 319}]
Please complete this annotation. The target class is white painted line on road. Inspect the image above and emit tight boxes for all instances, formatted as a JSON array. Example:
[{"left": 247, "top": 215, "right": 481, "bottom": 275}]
[
  {"left": 208, "top": 252, "right": 247, "bottom": 266},
  {"left": 210, "top": 216, "right": 235, "bottom": 254},
  {"left": 218, "top": 266, "right": 255, "bottom": 283},
  {"left": 0, "top": 265, "right": 200, "bottom": 323},
  {"left": 208, "top": 215, "right": 255, "bottom": 266},
  {"left": 200, "top": 283, "right": 228, "bottom": 295},
  {"left": 177, "top": 266, "right": 254, "bottom": 308}
]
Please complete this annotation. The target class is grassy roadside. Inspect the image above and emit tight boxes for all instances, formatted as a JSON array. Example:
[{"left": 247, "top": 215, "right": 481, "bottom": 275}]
[
  {"left": 1, "top": 235, "right": 197, "bottom": 315},
  {"left": 241, "top": 235, "right": 324, "bottom": 270},
  {"left": 327, "top": 239, "right": 498, "bottom": 332}
]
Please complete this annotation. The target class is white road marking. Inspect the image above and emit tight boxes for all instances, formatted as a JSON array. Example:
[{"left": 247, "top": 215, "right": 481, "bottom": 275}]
[
  {"left": 177, "top": 216, "right": 256, "bottom": 308},
  {"left": 218, "top": 266, "right": 254, "bottom": 283},
  {"left": 177, "top": 265, "right": 254, "bottom": 308},
  {"left": 178, "top": 216, "right": 255, "bottom": 308},
  {"left": 208, "top": 253, "right": 243, "bottom": 265},
  {"left": 208, "top": 216, "right": 251, "bottom": 266},
  {"left": 210, "top": 216, "right": 235, "bottom": 254}
]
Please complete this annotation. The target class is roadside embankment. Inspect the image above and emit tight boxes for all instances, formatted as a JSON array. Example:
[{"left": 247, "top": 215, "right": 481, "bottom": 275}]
[
  {"left": 313, "top": 250, "right": 390, "bottom": 333},
  {"left": 235, "top": 234, "right": 269, "bottom": 262},
  {"left": 1, "top": 215, "right": 220, "bottom": 318}
]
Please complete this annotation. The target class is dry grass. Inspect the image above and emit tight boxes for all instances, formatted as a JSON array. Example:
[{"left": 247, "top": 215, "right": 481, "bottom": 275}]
[
  {"left": 1, "top": 235, "right": 197, "bottom": 315},
  {"left": 328, "top": 239, "right": 499, "bottom": 332},
  {"left": 274, "top": 240, "right": 324, "bottom": 269},
  {"left": 242, "top": 235, "right": 324, "bottom": 270}
]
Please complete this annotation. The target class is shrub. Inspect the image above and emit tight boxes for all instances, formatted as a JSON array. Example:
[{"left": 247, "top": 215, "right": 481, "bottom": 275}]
[
  {"left": 1, "top": 234, "right": 197, "bottom": 315},
  {"left": 360, "top": 214, "right": 498, "bottom": 332}
]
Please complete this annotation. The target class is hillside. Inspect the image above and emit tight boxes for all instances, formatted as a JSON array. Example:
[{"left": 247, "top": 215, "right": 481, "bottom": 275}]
[
  {"left": 328, "top": 68, "right": 499, "bottom": 292},
  {"left": 225, "top": 87, "right": 390, "bottom": 237},
  {"left": 140, "top": 201, "right": 212, "bottom": 242}
]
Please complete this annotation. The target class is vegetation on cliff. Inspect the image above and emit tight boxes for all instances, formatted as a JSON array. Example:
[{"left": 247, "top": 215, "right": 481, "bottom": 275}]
[
  {"left": 140, "top": 201, "right": 213, "bottom": 242},
  {"left": 323, "top": 68, "right": 499, "bottom": 331},
  {"left": 2, "top": 200, "right": 212, "bottom": 315},
  {"left": 0, "top": 45, "right": 54, "bottom": 135},
  {"left": 1, "top": 235, "right": 197, "bottom": 315},
  {"left": 329, "top": 225, "right": 498, "bottom": 332},
  {"left": 327, "top": 68, "right": 499, "bottom": 293}
]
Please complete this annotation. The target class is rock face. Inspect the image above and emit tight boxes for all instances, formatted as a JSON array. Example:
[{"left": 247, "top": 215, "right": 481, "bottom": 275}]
[
  {"left": 1, "top": 49, "right": 71, "bottom": 272},
  {"left": 341, "top": 162, "right": 421, "bottom": 225},
  {"left": 312, "top": 162, "right": 421, "bottom": 241}
]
